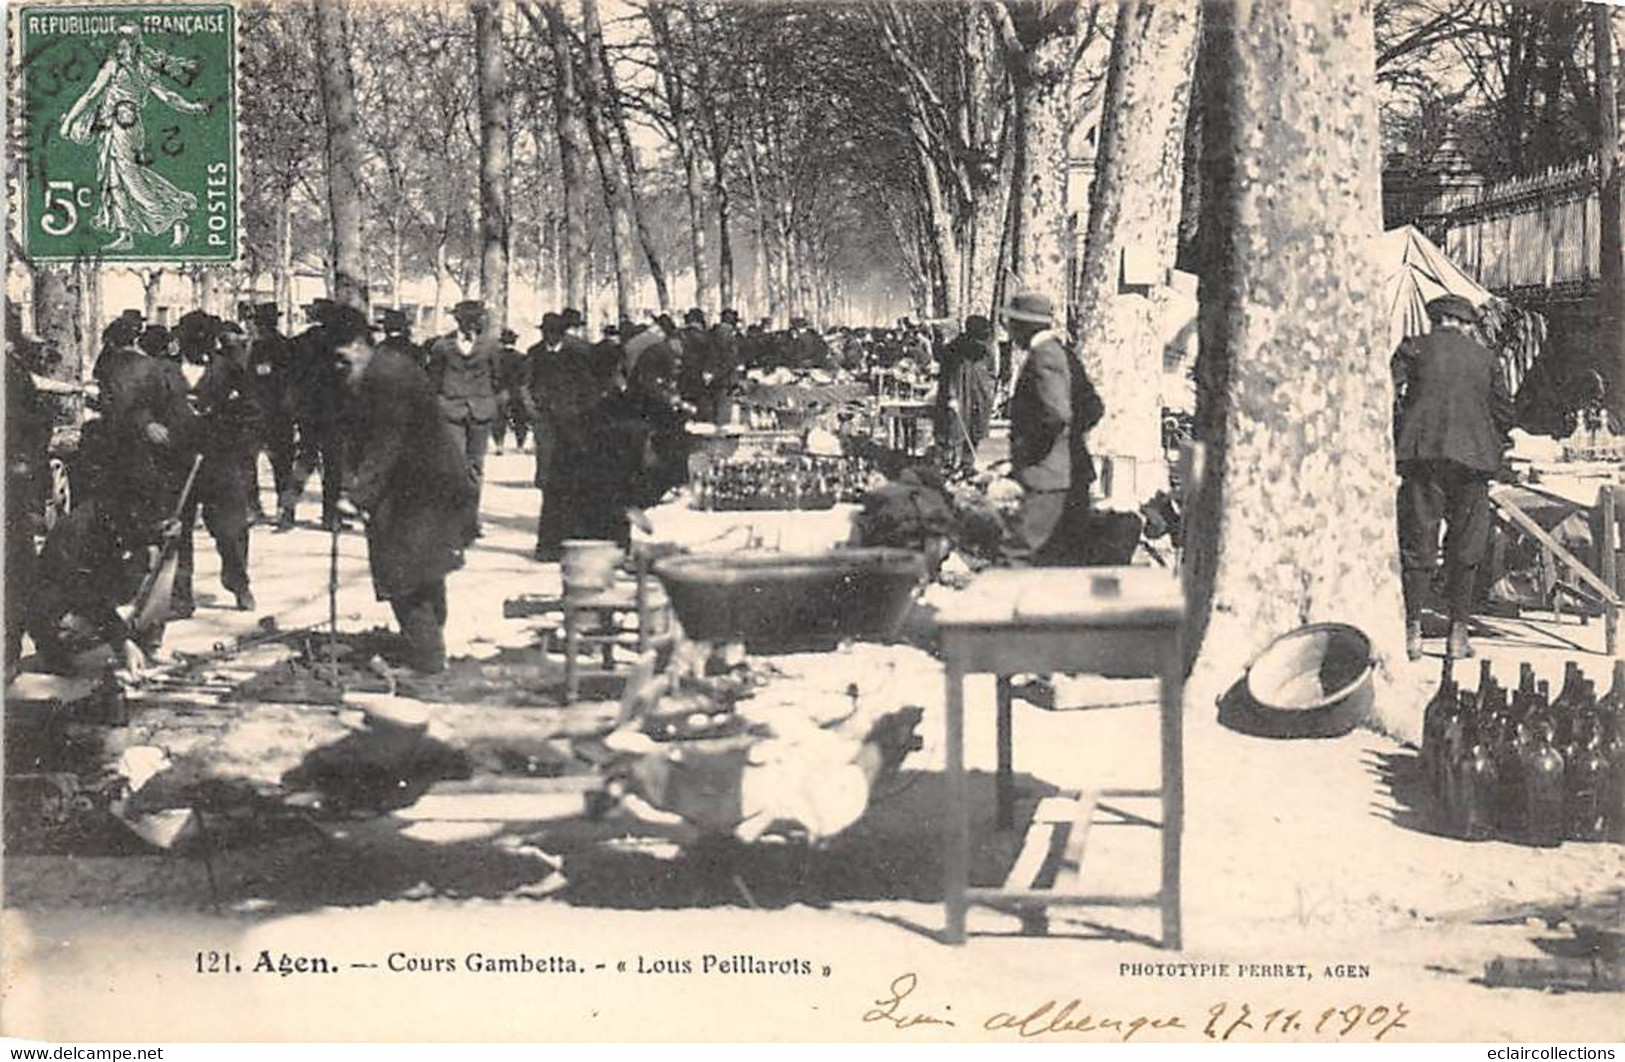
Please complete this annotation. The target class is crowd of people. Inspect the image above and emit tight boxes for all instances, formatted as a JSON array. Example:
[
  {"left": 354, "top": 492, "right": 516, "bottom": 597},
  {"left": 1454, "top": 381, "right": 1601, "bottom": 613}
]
[
  {"left": 3, "top": 271, "right": 1139, "bottom": 682},
  {"left": 0, "top": 293, "right": 1011, "bottom": 680}
]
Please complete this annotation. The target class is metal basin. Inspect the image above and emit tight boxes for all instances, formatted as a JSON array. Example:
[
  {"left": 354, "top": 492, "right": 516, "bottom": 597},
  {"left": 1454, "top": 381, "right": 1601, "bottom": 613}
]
[
  {"left": 1240, "top": 622, "right": 1374, "bottom": 738},
  {"left": 652, "top": 548, "right": 927, "bottom": 649}
]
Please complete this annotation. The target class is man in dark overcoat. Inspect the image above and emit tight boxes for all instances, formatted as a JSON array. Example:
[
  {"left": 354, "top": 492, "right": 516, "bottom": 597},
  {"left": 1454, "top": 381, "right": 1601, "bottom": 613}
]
[
  {"left": 1392, "top": 294, "right": 1516, "bottom": 659},
  {"left": 283, "top": 299, "right": 349, "bottom": 531},
  {"left": 490, "top": 327, "right": 530, "bottom": 454},
  {"left": 333, "top": 308, "right": 477, "bottom": 674},
  {"left": 243, "top": 302, "right": 296, "bottom": 522},
  {"left": 935, "top": 314, "right": 997, "bottom": 470},
  {"left": 1000, "top": 290, "right": 1105, "bottom": 565},
  {"left": 526, "top": 313, "right": 604, "bottom": 560},
  {"left": 170, "top": 320, "right": 257, "bottom": 614},
  {"left": 424, "top": 300, "right": 500, "bottom": 538},
  {"left": 376, "top": 308, "right": 423, "bottom": 369}
]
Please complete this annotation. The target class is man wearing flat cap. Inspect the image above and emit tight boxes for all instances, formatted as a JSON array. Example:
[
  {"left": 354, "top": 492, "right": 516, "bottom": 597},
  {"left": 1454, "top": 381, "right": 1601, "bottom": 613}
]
[
  {"left": 425, "top": 300, "right": 500, "bottom": 538},
  {"left": 998, "top": 290, "right": 1105, "bottom": 564},
  {"left": 1392, "top": 294, "right": 1515, "bottom": 659}
]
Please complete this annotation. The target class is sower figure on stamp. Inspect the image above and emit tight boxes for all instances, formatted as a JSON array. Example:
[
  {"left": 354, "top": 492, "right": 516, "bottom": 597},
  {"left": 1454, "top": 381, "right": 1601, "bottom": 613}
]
[
  {"left": 425, "top": 300, "right": 499, "bottom": 539},
  {"left": 332, "top": 308, "right": 477, "bottom": 675},
  {"left": 1393, "top": 294, "right": 1516, "bottom": 660}
]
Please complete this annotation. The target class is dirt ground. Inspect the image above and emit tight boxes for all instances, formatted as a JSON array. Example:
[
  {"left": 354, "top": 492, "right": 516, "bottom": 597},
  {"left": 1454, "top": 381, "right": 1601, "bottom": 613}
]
[{"left": 3, "top": 449, "right": 1621, "bottom": 1043}]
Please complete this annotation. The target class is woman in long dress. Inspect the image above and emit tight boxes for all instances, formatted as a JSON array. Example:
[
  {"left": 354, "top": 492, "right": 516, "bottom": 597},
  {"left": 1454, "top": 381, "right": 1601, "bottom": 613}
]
[{"left": 57, "top": 25, "right": 206, "bottom": 251}]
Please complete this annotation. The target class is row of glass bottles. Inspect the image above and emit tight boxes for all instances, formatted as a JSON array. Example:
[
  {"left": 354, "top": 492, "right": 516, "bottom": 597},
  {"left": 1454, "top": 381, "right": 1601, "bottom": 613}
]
[
  {"left": 692, "top": 455, "right": 873, "bottom": 512},
  {"left": 1422, "top": 659, "right": 1623, "bottom": 846}
]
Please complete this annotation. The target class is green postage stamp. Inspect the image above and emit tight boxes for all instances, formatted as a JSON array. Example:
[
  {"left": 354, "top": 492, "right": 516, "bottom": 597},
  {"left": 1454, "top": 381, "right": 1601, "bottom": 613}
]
[{"left": 13, "top": 3, "right": 238, "bottom": 263}]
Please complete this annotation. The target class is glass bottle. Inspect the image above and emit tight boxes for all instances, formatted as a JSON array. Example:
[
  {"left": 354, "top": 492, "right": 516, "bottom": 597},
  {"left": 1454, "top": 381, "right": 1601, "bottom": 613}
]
[
  {"left": 1451, "top": 689, "right": 1501, "bottom": 842},
  {"left": 1422, "top": 664, "right": 1459, "bottom": 803},
  {"left": 1519, "top": 710, "right": 1567, "bottom": 848}
]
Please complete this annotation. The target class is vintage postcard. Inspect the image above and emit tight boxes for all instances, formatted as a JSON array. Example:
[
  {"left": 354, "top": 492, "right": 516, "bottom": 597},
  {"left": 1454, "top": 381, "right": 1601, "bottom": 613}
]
[{"left": 2, "top": 0, "right": 1622, "bottom": 1045}]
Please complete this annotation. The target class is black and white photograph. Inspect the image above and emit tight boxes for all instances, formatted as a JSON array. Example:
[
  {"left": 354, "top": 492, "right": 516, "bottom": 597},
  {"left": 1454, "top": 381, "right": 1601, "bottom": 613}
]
[{"left": 1, "top": 0, "right": 1622, "bottom": 1045}]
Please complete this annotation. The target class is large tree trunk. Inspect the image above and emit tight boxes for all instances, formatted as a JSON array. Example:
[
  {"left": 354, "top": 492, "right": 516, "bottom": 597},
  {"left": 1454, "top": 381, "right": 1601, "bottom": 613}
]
[
  {"left": 577, "top": 0, "right": 640, "bottom": 321},
  {"left": 530, "top": 2, "right": 592, "bottom": 312},
  {"left": 142, "top": 270, "right": 164, "bottom": 322},
  {"left": 1595, "top": 5, "right": 1624, "bottom": 428},
  {"left": 1183, "top": 0, "right": 1411, "bottom": 734},
  {"left": 313, "top": 0, "right": 367, "bottom": 311},
  {"left": 32, "top": 268, "right": 83, "bottom": 382},
  {"left": 474, "top": 0, "right": 512, "bottom": 333},
  {"left": 1009, "top": 30, "right": 1077, "bottom": 312},
  {"left": 1074, "top": 0, "right": 1201, "bottom": 508}
]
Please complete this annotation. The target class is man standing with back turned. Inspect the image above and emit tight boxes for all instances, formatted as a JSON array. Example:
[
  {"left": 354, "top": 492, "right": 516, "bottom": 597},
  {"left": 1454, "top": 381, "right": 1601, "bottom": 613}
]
[{"left": 1393, "top": 294, "right": 1515, "bottom": 660}]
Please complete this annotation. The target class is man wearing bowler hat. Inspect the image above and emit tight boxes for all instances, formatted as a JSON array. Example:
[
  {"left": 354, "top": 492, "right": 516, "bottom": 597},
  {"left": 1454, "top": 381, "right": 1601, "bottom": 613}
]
[
  {"left": 998, "top": 289, "right": 1105, "bottom": 565},
  {"left": 1392, "top": 293, "right": 1515, "bottom": 660},
  {"left": 425, "top": 300, "right": 500, "bottom": 538},
  {"left": 332, "top": 307, "right": 477, "bottom": 673}
]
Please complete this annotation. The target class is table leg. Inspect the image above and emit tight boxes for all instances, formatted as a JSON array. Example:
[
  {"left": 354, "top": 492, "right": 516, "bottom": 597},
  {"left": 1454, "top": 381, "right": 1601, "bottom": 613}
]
[
  {"left": 563, "top": 607, "right": 580, "bottom": 706},
  {"left": 1160, "top": 638, "right": 1184, "bottom": 950},
  {"left": 944, "top": 662, "right": 969, "bottom": 945},
  {"left": 996, "top": 675, "right": 1014, "bottom": 830}
]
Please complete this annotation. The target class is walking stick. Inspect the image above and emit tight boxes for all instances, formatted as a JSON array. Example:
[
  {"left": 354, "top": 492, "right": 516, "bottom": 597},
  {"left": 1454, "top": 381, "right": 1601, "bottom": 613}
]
[{"left": 328, "top": 520, "right": 341, "bottom": 689}]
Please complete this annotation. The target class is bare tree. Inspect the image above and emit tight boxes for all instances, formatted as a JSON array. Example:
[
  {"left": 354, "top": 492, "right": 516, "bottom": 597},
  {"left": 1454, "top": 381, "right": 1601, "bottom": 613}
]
[
  {"left": 474, "top": 0, "right": 512, "bottom": 333},
  {"left": 1074, "top": 0, "right": 1200, "bottom": 504},
  {"left": 313, "top": 0, "right": 369, "bottom": 310}
]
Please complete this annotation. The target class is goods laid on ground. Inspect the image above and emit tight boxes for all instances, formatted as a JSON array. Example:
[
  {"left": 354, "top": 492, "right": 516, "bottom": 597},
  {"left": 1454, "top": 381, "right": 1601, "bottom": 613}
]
[
  {"left": 690, "top": 454, "right": 875, "bottom": 512},
  {"left": 1421, "top": 658, "right": 1623, "bottom": 845}
]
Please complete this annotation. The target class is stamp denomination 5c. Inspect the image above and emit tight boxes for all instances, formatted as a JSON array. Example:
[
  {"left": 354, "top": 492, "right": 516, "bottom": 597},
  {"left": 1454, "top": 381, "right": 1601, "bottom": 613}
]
[{"left": 14, "top": 3, "right": 238, "bottom": 263}]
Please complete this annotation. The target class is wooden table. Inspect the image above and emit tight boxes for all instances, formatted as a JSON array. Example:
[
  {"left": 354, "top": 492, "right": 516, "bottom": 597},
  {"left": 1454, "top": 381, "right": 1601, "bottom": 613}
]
[{"left": 935, "top": 566, "right": 1185, "bottom": 946}]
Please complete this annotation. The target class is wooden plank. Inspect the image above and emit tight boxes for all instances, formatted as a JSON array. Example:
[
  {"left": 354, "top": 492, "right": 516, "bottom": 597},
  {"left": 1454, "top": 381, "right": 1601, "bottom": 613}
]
[
  {"left": 1491, "top": 488, "right": 1624, "bottom": 606},
  {"left": 1003, "top": 818, "right": 1064, "bottom": 892},
  {"left": 965, "top": 887, "right": 1161, "bottom": 907},
  {"left": 393, "top": 791, "right": 587, "bottom": 822},
  {"left": 1053, "top": 790, "right": 1100, "bottom": 894}
]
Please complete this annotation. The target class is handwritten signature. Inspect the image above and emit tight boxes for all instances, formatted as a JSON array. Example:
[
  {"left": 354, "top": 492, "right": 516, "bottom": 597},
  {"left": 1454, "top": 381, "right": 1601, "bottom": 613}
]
[{"left": 862, "top": 972, "right": 1410, "bottom": 1041}]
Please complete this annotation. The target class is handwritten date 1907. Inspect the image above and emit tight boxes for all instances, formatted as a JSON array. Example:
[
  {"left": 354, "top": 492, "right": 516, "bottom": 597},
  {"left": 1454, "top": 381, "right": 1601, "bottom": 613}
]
[{"left": 863, "top": 972, "right": 1410, "bottom": 1042}]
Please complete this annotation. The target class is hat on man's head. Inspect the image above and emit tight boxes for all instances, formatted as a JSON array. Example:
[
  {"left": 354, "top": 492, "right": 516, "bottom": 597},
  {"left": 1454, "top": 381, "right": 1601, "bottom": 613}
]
[
  {"left": 1002, "top": 290, "right": 1054, "bottom": 325},
  {"left": 451, "top": 300, "right": 486, "bottom": 320},
  {"left": 541, "top": 312, "right": 565, "bottom": 335},
  {"left": 500, "top": 328, "right": 518, "bottom": 346},
  {"left": 684, "top": 307, "right": 706, "bottom": 325},
  {"left": 304, "top": 297, "right": 336, "bottom": 323},
  {"left": 136, "top": 325, "right": 171, "bottom": 358},
  {"left": 964, "top": 314, "right": 993, "bottom": 340},
  {"left": 561, "top": 307, "right": 585, "bottom": 329},
  {"left": 1426, "top": 294, "right": 1480, "bottom": 326},
  {"left": 719, "top": 308, "right": 739, "bottom": 325},
  {"left": 379, "top": 308, "right": 409, "bottom": 331},
  {"left": 327, "top": 305, "right": 375, "bottom": 347},
  {"left": 251, "top": 301, "right": 281, "bottom": 323}
]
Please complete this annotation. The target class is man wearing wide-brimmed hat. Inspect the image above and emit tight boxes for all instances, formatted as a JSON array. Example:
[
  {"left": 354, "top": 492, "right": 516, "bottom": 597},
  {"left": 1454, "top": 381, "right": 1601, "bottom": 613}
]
[
  {"left": 425, "top": 299, "right": 500, "bottom": 538},
  {"left": 999, "top": 289, "right": 1104, "bottom": 565},
  {"left": 1392, "top": 293, "right": 1515, "bottom": 660}
]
